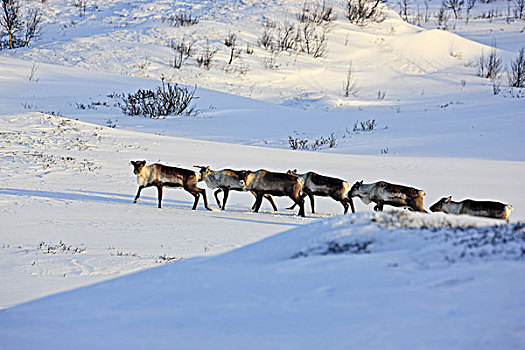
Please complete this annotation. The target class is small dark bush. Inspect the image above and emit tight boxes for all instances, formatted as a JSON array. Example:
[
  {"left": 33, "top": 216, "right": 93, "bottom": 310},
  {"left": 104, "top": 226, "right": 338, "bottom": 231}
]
[
  {"left": 197, "top": 40, "right": 218, "bottom": 70},
  {"left": 169, "top": 37, "right": 196, "bottom": 69},
  {"left": 477, "top": 48, "right": 502, "bottom": 79},
  {"left": 162, "top": 12, "right": 199, "bottom": 27},
  {"left": 353, "top": 119, "right": 376, "bottom": 132},
  {"left": 297, "top": 0, "right": 337, "bottom": 25},
  {"left": 118, "top": 79, "right": 197, "bottom": 118},
  {"left": 508, "top": 47, "right": 525, "bottom": 88},
  {"left": 346, "top": 0, "right": 385, "bottom": 25},
  {"left": 288, "top": 133, "right": 337, "bottom": 150}
]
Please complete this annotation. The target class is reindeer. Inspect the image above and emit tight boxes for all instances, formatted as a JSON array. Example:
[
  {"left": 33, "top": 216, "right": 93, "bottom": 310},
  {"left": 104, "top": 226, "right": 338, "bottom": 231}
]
[
  {"left": 242, "top": 170, "right": 306, "bottom": 217},
  {"left": 193, "top": 166, "right": 278, "bottom": 211},
  {"left": 286, "top": 170, "right": 355, "bottom": 214},
  {"left": 350, "top": 180, "right": 427, "bottom": 212},
  {"left": 131, "top": 160, "right": 211, "bottom": 210},
  {"left": 430, "top": 196, "right": 513, "bottom": 222}
]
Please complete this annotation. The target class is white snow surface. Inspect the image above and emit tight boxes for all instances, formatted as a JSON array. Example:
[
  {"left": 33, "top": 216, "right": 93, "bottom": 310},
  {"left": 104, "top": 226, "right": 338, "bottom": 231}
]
[{"left": 1, "top": 0, "right": 525, "bottom": 348}]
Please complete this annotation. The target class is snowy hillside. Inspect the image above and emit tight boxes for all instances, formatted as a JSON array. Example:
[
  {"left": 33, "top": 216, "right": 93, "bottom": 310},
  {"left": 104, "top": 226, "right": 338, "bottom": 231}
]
[
  {"left": 1, "top": 212, "right": 524, "bottom": 349},
  {"left": 1, "top": 0, "right": 524, "bottom": 348},
  {"left": 1, "top": 0, "right": 524, "bottom": 158}
]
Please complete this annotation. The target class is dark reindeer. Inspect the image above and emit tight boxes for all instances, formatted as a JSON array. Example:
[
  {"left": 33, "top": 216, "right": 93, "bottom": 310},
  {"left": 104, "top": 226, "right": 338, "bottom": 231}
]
[
  {"left": 286, "top": 170, "right": 355, "bottom": 214},
  {"left": 350, "top": 180, "right": 427, "bottom": 212},
  {"left": 242, "top": 170, "right": 306, "bottom": 217},
  {"left": 430, "top": 196, "right": 513, "bottom": 222},
  {"left": 194, "top": 166, "right": 278, "bottom": 211},
  {"left": 131, "top": 160, "right": 211, "bottom": 210}
]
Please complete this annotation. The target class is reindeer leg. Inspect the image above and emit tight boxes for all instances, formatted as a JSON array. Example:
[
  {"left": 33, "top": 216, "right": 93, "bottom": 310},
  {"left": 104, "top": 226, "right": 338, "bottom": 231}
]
[
  {"left": 307, "top": 192, "right": 315, "bottom": 214},
  {"left": 221, "top": 188, "right": 230, "bottom": 210},
  {"left": 133, "top": 185, "right": 144, "bottom": 203},
  {"left": 287, "top": 193, "right": 306, "bottom": 210},
  {"left": 297, "top": 196, "right": 306, "bottom": 217},
  {"left": 341, "top": 201, "right": 349, "bottom": 214},
  {"left": 214, "top": 189, "right": 223, "bottom": 208},
  {"left": 191, "top": 192, "right": 200, "bottom": 210},
  {"left": 200, "top": 188, "right": 212, "bottom": 211},
  {"left": 349, "top": 198, "right": 356, "bottom": 213},
  {"left": 251, "top": 191, "right": 258, "bottom": 210},
  {"left": 373, "top": 201, "right": 384, "bottom": 211},
  {"left": 253, "top": 193, "right": 264, "bottom": 212},
  {"left": 157, "top": 185, "right": 163, "bottom": 208},
  {"left": 265, "top": 194, "right": 279, "bottom": 212}
]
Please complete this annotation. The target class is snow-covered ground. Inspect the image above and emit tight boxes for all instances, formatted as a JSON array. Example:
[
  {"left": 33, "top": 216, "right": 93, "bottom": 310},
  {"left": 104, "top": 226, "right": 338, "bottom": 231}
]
[
  {"left": 0, "top": 0, "right": 524, "bottom": 348},
  {"left": 1, "top": 212, "right": 524, "bottom": 349}
]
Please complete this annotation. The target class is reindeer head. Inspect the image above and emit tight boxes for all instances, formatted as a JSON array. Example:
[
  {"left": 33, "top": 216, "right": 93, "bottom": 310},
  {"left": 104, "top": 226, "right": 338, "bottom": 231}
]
[
  {"left": 238, "top": 170, "right": 255, "bottom": 190},
  {"left": 349, "top": 180, "right": 364, "bottom": 197},
  {"left": 429, "top": 196, "right": 452, "bottom": 212},
  {"left": 130, "top": 160, "right": 146, "bottom": 175},
  {"left": 193, "top": 165, "right": 211, "bottom": 180}
]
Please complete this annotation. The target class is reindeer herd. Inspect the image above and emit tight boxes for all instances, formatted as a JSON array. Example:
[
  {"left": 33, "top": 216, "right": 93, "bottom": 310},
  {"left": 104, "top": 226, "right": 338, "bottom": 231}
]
[{"left": 130, "top": 160, "right": 514, "bottom": 222}]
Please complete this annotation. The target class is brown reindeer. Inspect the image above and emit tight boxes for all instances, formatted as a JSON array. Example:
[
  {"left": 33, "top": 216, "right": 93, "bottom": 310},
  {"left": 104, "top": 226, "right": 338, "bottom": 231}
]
[
  {"left": 430, "top": 196, "right": 513, "bottom": 222},
  {"left": 131, "top": 160, "right": 211, "bottom": 210},
  {"left": 242, "top": 170, "right": 306, "bottom": 217},
  {"left": 194, "top": 166, "right": 278, "bottom": 211},
  {"left": 350, "top": 180, "right": 427, "bottom": 212},
  {"left": 286, "top": 170, "right": 355, "bottom": 214}
]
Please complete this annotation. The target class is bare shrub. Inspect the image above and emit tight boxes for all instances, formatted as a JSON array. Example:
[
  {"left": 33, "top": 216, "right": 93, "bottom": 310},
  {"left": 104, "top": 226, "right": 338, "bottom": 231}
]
[
  {"left": 169, "top": 37, "right": 196, "bottom": 69},
  {"left": 261, "top": 53, "right": 280, "bottom": 70},
  {"left": 224, "top": 33, "right": 240, "bottom": 64},
  {"left": 508, "top": 47, "right": 525, "bottom": 87},
  {"left": 28, "top": 60, "right": 38, "bottom": 82},
  {"left": 477, "top": 47, "right": 502, "bottom": 79},
  {"left": 515, "top": 0, "right": 525, "bottom": 19},
  {"left": 258, "top": 20, "right": 277, "bottom": 51},
  {"left": 197, "top": 40, "right": 218, "bottom": 70},
  {"left": 346, "top": 0, "right": 385, "bottom": 25},
  {"left": 118, "top": 79, "right": 197, "bottom": 118},
  {"left": 343, "top": 62, "right": 358, "bottom": 97},
  {"left": 443, "top": 0, "right": 464, "bottom": 19},
  {"left": 465, "top": 0, "right": 476, "bottom": 22},
  {"left": 436, "top": 2, "right": 450, "bottom": 29},
  {"left": 288, "top": 133, "right": 337, "bottom": 150},
  {"left": 1, "top": 0, "right": 20, "bottom": 48},
  {"left": 276, "top": 20, "right": 299, "bottom": 51},
  {"left": 492, "top": 78, "right": 501, "bottom": 95},
  {"left": 353, "top": 119, "right": 376, "bottom": 132},
  {"left": 23, "top": 7, "right": 41, "bottom": 45},
  {"left": 289, "top": 135, "right": 309, "bottom": 150},
  {"left": 298, "top": 21, "right": 328, "bottom": 58},
  {"left": 1, "top": 0, "right": 42, "bottom": 49},
  {"left": 297, "top": 0, "right": 337, "bottom": 25},
  {"left": 163, "top": 12, "right": 199, "bottom": 27},
  {"left": 398, "top": 0, "right": 410, "bottom": 21}
]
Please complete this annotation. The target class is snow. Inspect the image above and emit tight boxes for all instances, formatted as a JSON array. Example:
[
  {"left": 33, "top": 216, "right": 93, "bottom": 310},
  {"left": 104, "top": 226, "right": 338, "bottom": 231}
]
[
  {"left": 1, "top": 213, "right": 524, "bottom": 349},
  {"left": 0, "top": 0, "right": 524, "bottom": 348}
]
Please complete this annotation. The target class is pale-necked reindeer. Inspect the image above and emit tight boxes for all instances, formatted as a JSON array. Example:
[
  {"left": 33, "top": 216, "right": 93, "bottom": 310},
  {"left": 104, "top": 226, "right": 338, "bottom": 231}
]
[
  {"left": 350, "top": 180, "right": 427, "bottom": 212},
  {"left": 430, "top": 196, "right": 513, "bottom": 222},
  {"left": 131, "top": 160, "right": 211, "bottom": 210},
  {"left": 193, "top": 166, "right": 277, "bottom": 211},
  {"left": 286, "top": 169, "right": 355, "bottom": 214},
  {"left": 242, "top": 170, "right": 306, "bottom": 217}
]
